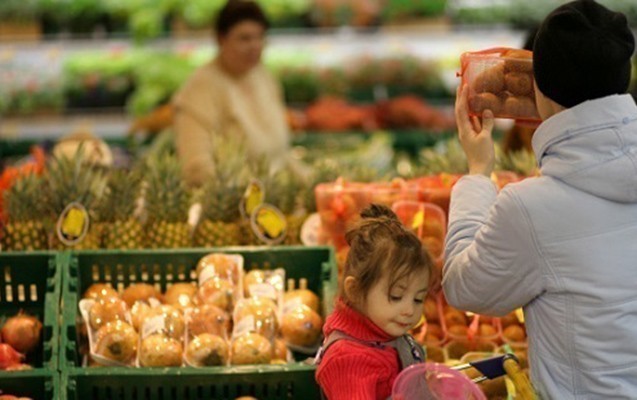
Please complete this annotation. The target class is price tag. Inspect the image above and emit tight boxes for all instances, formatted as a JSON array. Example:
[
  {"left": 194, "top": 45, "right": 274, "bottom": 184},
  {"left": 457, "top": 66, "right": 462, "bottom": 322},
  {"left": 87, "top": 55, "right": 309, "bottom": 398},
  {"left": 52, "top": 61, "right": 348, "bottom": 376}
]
[
  {"left": 301, "top": 213, "right": 321, "bottom": 246},
  {"left": 249, "top": 283, "right": 277, "bottom": 300},
  {"left": 198, "top": 266, "right": 218, "bottom": 287},
  {"left": 142, "top": 315, "right": 165, "bottom": 338},
  {"left": 250, "top": 204, "right": 287, "bottom": 245},
  {"left": 56, "top": 202, "right": 90, "bottom": 246},
  {"left": 240, "top": 180, "right": 265, "bottom": 219},
  {"left": 233, "top": 315, "right": 255, "bottom": 338},
  {"left": 283, "top": 297, "right": 304, "bottom": 315}
]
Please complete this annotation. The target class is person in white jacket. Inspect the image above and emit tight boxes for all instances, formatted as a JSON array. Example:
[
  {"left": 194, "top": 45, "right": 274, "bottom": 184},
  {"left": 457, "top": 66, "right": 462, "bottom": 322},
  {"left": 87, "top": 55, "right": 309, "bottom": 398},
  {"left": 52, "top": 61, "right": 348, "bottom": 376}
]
[{"left": 444, "top": 1, "right": 637, "bottom": 398}]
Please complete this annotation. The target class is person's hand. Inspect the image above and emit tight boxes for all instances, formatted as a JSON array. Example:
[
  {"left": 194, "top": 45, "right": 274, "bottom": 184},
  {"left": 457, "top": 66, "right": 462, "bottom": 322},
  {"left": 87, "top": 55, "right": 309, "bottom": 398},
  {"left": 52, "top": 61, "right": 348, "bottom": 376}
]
[{"left": 455, "top": 85, "right": 496, "bottom": 177}]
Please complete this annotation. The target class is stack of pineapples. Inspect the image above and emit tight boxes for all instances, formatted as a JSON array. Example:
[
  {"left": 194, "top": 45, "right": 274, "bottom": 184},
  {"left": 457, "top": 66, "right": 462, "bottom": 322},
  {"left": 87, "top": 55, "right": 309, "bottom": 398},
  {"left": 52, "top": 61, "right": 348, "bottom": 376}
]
[
  {"left": 193, "top": 136, "right": 250, "bottom": 248},
  {"left": 144, "top": 154, "right": 192, "bottom": 248},
  {"left": 98, "top": 169, "right": 144, "bottom": 249},
  {"left": 1, "top": 173, "right": 49, "bottom": 251},
  {"left": 45, "top": 149, "right": 106, "bottom": 250}
]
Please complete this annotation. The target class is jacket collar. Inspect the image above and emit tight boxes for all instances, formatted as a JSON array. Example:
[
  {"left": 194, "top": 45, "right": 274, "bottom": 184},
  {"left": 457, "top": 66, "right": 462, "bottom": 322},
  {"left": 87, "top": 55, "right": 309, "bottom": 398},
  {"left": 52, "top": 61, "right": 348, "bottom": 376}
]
[
  {"left": 324, "top": 298, "right": 394, "bottom": 342},
  {"left": 532, "top": 94, "right": 637, "bottom": 168}
]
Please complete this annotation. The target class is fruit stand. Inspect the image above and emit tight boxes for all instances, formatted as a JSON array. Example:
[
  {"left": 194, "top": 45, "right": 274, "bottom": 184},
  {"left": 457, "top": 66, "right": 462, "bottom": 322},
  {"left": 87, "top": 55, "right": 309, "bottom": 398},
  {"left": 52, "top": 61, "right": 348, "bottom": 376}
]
[{"left": 0, "top": 1, "right": 635, "bottom": 399}]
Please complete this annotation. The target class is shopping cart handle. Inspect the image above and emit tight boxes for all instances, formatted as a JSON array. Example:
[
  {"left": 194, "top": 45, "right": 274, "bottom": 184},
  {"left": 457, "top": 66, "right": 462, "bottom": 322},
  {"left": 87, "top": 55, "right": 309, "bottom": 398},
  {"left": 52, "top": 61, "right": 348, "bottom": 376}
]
[{"left": 470, "top": 354, "right": 518, "bottom": 379}]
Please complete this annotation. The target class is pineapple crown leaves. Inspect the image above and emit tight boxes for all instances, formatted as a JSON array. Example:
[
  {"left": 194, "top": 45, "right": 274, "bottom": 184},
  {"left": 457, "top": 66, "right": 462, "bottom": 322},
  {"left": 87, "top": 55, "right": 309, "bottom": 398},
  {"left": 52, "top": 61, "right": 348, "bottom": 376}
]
[
  {"left": 144, "top": 154, "right": 191, "bottom": 223},
  {"left": 44, "top": 145, "right": 107, "bottom": 218},
  {"left": 199, "top": 136, "right": 251, "bottom": 222},
  {"left": 97, "top": 168, "right": 144, "bottom": 222},
  {"left": 264, "top": 167, "right": 305, "bottom": 215},
  {"left": 495, "top": 144, "right": 538, "bottom": 177},
  {"left": 417, "top": 139, "right": 468, "bottom": 176},
  {"left": 3, "top": 172, "right": 47, "bottom": 223},
  {"left": 302, "top": 159, "right": 342, "bottom": 213}
]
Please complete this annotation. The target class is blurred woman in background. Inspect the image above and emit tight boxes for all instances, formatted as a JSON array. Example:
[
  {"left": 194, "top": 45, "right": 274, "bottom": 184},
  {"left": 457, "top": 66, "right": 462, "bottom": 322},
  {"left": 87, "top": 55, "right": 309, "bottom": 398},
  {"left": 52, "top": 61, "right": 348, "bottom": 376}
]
[{"left": 173, "top": 0, "right": 289, "bottom": 187}]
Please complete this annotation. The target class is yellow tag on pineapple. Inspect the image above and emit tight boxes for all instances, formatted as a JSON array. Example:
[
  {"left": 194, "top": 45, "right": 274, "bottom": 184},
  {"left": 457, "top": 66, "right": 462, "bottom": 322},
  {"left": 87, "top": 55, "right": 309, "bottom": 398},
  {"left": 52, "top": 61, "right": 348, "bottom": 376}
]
[
  {"left": 251, "top": 204, "right": 287, "bottom": 245},
  {"left": 62, "top": 208, "right": 85, "bottom": 237},
  {"left": 240, "top": 180, "right": 265, "bottom": 219},
  {"left": 515, "top": 308, "right": 525, "bottom": 324},
  {"left": 56, "top": 202, "right": 90, "bottom": 246}
]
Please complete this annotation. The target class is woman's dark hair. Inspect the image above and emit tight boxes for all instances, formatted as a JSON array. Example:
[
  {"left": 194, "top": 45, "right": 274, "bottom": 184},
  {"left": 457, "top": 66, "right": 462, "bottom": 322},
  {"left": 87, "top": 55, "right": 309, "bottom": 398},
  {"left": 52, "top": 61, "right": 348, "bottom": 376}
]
[
  {"left": 215, "top": 0, "right": 270, "bottom": 37},
  {"left": 339, "top": 204, "right": 433, "bottom": 306}
]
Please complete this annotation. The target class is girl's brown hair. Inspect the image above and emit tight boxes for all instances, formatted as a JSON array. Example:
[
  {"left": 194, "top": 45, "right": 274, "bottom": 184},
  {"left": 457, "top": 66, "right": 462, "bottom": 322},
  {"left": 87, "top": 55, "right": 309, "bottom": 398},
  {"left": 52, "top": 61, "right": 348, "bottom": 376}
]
[{"left": 340, "top": 204, "right": 433, "bottom": 305}]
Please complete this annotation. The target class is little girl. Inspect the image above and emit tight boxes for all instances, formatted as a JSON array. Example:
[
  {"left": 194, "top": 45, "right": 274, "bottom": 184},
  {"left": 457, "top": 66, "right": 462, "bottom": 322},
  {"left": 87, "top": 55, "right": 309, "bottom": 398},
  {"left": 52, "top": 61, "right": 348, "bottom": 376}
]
[{"left": 315, "top": 204, "right": 433, "bottom": 400}]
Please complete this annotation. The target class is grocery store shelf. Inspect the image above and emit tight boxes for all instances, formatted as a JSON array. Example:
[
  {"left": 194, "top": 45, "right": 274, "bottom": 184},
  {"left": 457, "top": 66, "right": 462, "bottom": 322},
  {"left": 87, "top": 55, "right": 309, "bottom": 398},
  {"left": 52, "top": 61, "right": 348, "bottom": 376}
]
[
  {"left": 0, "top": 112, "right": 131, "bottom": 140},
  {"left": 0, "top": 27, "right": 525, "bottom": 69}
]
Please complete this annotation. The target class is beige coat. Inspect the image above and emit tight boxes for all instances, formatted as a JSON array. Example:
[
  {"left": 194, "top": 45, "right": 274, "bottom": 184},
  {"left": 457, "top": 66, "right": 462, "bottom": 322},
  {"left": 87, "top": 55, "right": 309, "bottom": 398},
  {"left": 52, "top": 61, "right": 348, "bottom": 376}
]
[{"left": 173, "top": 59, "right": 289, "bottom": 186}]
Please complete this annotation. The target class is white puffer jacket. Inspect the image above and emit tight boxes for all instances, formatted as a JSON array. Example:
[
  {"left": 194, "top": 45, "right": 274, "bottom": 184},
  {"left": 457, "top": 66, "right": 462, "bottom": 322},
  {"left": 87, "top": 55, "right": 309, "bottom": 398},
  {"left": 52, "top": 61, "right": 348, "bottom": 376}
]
[{"left": 443, "top": 94, "right": 637, "bottom": 399}]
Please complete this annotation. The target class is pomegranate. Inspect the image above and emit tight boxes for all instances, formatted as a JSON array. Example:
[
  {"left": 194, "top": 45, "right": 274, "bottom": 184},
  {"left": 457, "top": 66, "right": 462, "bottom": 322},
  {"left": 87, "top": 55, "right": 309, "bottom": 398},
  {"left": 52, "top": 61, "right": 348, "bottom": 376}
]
[
  {"left": 0, "top": 396, "right": 34, "bottom": 400},
  {"left": 1, "top": 312, "right": 42, "bottom": 354},
  {"left": 4, "top": 363, "right": 32, "bottom": 371},
  {"left": 0, "top": 343, "right": 24, "bottom": 369}
]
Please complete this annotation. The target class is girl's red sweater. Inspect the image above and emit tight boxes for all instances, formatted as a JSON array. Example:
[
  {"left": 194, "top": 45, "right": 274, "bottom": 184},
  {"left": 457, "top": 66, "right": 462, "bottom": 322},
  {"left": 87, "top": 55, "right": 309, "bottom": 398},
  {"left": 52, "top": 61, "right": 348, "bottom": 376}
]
[{"left": 315, "top": 299, "right": 400, "bottom": 400}]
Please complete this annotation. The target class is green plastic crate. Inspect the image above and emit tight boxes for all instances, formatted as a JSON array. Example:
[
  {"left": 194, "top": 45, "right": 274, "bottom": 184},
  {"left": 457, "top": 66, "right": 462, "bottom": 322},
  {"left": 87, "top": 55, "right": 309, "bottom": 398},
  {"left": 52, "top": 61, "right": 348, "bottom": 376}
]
[
  {"left": 61, "top": 247, "right": 336, "bottom": 400},
  {"left": 0, "top": 252, "right": 61, "bottom": 399},
  {"left": 0, "top": 370, "right": 59, "bottom": 399}
]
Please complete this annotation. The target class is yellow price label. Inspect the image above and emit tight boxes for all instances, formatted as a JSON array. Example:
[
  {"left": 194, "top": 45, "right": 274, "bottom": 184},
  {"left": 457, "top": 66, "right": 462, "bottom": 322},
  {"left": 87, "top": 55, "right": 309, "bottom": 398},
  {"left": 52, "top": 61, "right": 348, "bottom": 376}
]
[
  {"left": 243, "top": 181, "right": 265, "bottom": 217},
  {"left": 56, "top": 202, "right": 90, "bottom": 246},
  {"left": 257, "top": 208, "right": 285, "bottom": 239},
  {"left": 251, "top": 204, "right": 287, "bottom": 245},
  {"left": 62, "top": 208, "right": 87, "bottom": 237}
]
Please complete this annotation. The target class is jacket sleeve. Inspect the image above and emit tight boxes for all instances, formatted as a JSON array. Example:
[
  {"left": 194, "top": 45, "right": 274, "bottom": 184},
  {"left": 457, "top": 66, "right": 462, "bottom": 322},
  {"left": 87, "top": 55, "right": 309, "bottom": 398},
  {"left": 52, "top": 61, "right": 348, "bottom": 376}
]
[
  {"left": 443, "top": 175, "right": 545, "bottom": 316},
  {"left": 316, "top": 351, "right": 385, "bottom": 400}
]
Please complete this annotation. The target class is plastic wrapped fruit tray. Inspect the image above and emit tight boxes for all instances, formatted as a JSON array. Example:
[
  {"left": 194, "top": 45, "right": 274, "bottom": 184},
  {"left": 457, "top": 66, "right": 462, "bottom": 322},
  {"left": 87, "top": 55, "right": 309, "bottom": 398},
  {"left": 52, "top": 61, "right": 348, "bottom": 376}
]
[{"left": 60, "top": 247, "right": 336, "bottom": 400}]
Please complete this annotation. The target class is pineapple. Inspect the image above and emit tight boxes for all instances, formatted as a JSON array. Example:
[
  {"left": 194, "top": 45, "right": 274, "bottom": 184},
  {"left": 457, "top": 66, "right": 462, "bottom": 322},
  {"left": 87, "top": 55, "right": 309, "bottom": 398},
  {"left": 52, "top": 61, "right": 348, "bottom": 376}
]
[
  {"left": 194, "top": 137, "right": 250, "bottom": 248},
  {"left": 99, "top": 169, "right": 144, "bottom": 249},
  {"left": 266, "top": 168, "right": 306, "bottom": 246},
  {"left": 144, "top": 155, "right": 191, "bottom": 249},
  {"left": 416, "top": 139, "right": 468, "bottom": 176},
  {"left": 1, "top": 173, "right": 49, "bottom": 251},
  {"left": 45, "top": 148, "right": 106, "bottom": 250},
  {"left": 495, "top": 145, "right": 538, "bottom": 177}
]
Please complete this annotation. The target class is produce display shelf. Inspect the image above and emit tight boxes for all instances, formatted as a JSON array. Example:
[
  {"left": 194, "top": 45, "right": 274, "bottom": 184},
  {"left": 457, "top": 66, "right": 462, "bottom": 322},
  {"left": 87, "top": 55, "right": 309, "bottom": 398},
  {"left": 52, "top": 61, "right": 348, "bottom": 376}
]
[
  {"left": 60, "top": 247, "right": 336, "bottom": 400},
  {"left": 0, "top": 252, "right": 62, "bottom": 399},
  {"left": 0, "top": 370, "right": 59, "bottom": 400}
]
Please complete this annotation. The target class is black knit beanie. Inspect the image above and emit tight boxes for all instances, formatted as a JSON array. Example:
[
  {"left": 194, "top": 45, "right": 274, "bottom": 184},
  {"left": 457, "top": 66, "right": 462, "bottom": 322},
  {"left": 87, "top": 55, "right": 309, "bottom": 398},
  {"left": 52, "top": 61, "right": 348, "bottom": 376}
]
[{"left": 533, "top": 0, "right": 635, "bottom": 108}]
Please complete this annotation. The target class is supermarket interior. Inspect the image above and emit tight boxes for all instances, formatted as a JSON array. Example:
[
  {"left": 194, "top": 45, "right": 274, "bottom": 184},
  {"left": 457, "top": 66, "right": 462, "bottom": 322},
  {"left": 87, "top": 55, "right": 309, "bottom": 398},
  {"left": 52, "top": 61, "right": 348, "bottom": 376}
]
[{"left": 0, "top": 0, "right": 636, "bottom": 399}]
